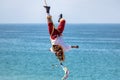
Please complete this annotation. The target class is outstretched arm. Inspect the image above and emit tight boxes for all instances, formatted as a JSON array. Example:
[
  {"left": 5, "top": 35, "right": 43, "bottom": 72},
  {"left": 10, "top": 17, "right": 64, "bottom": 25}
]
[{"left": 71, "top": 45, "right": 79, "bottom": 48}]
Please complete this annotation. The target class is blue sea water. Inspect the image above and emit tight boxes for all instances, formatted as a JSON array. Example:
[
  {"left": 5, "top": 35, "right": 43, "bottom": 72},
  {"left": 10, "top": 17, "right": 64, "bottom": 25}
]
[{"left": 0, "top": 24, "right": 120, "bottom": 80}]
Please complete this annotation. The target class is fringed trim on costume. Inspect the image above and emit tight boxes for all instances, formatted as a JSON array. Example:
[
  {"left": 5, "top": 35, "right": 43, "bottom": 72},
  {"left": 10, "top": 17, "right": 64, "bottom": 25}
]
[{"left": 47, "top": 15, "right": 52, "bottom": 19}]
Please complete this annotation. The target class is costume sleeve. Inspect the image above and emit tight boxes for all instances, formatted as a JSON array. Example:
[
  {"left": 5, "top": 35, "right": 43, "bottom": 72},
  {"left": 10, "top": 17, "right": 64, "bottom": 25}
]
[
  {"left": 64, "top": 45, "right": 71, "bottom": 52},
  {"left": 50, "top": 47, "right": 55, "bottom": 53}
]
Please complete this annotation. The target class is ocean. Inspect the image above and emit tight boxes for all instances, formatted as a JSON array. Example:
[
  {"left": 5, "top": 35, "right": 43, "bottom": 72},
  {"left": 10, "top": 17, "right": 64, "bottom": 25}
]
[{"left": 0, "top": 24, "right": 120, "bottom": 80}]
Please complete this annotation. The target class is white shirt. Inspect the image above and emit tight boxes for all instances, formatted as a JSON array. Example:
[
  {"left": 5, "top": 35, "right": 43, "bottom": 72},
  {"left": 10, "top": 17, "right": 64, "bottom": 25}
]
[{"left": 50, "top": 36, "right": 71, "bottom": 53}]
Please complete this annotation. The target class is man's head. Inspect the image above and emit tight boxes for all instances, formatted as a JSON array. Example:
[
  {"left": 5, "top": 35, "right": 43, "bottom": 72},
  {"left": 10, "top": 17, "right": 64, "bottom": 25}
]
[{"left": 52, "top": 45, "right": 64, "bottom": 61}]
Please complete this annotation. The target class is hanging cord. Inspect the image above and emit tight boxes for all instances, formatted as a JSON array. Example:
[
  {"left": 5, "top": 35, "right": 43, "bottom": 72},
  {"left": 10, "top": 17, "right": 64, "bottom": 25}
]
[{"left": 44, "top": 0, "right": 47, "bottom": 6}]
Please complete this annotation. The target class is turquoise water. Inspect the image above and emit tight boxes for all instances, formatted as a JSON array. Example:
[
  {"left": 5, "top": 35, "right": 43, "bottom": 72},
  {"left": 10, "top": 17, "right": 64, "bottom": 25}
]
[{"left": 0, "top": 24, "right": 120, "bottom": 80}]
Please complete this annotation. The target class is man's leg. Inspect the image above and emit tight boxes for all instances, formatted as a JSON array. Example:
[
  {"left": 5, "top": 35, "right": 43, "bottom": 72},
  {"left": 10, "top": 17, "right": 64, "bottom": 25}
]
[
  {"left": 44, "top": 6, "right": 60, "bottom": 39},
  {"left": 57, "top": 14, "right": 66, "bottom": 34},
  {"left": 44, "top": 6, "right": 55, "bottom": 36}
]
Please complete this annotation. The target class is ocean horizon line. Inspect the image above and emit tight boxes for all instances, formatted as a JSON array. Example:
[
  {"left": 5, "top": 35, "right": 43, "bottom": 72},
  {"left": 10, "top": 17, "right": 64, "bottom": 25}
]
[{"left": 0, "top": 23, "right": 120, "bottom": 25}]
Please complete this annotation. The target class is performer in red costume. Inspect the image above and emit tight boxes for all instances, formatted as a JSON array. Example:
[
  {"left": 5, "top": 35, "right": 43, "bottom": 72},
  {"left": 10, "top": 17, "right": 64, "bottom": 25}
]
[
  {"left": 44, "top": 5, "right": 79, "bottom": 80},
  {"left": 44, "top": 6, "right": 79, "bottom": 63}
]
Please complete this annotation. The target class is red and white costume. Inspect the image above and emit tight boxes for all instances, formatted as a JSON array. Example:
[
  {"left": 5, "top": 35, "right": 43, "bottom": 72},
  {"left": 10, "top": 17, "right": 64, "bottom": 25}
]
[{"left": 47, "top": 14, "right": 71, "bottom": 53}]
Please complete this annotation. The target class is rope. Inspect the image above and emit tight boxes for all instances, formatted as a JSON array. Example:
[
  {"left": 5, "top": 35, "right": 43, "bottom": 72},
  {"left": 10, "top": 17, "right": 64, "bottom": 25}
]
[{"left": 44, "top": 0, "right": 47, "bottom": 6}]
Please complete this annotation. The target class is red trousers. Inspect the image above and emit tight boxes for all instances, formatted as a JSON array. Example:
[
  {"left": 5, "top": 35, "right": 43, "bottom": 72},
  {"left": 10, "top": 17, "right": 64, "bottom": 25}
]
[{"left": 48, "top": 19, "right": 66, "bottom": 39}]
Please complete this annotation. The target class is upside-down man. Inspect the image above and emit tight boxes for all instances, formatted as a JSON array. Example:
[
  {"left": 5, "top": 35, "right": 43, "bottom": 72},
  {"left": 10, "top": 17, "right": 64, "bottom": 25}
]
[{"left": 44, "top": 6, "right": 79, "bottom": 65}]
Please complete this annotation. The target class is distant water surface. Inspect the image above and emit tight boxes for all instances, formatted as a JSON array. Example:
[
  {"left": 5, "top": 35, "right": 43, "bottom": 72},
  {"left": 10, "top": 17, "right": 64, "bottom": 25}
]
[{"left": 0, "top": 24, "right": 120, "bottom": 80}]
